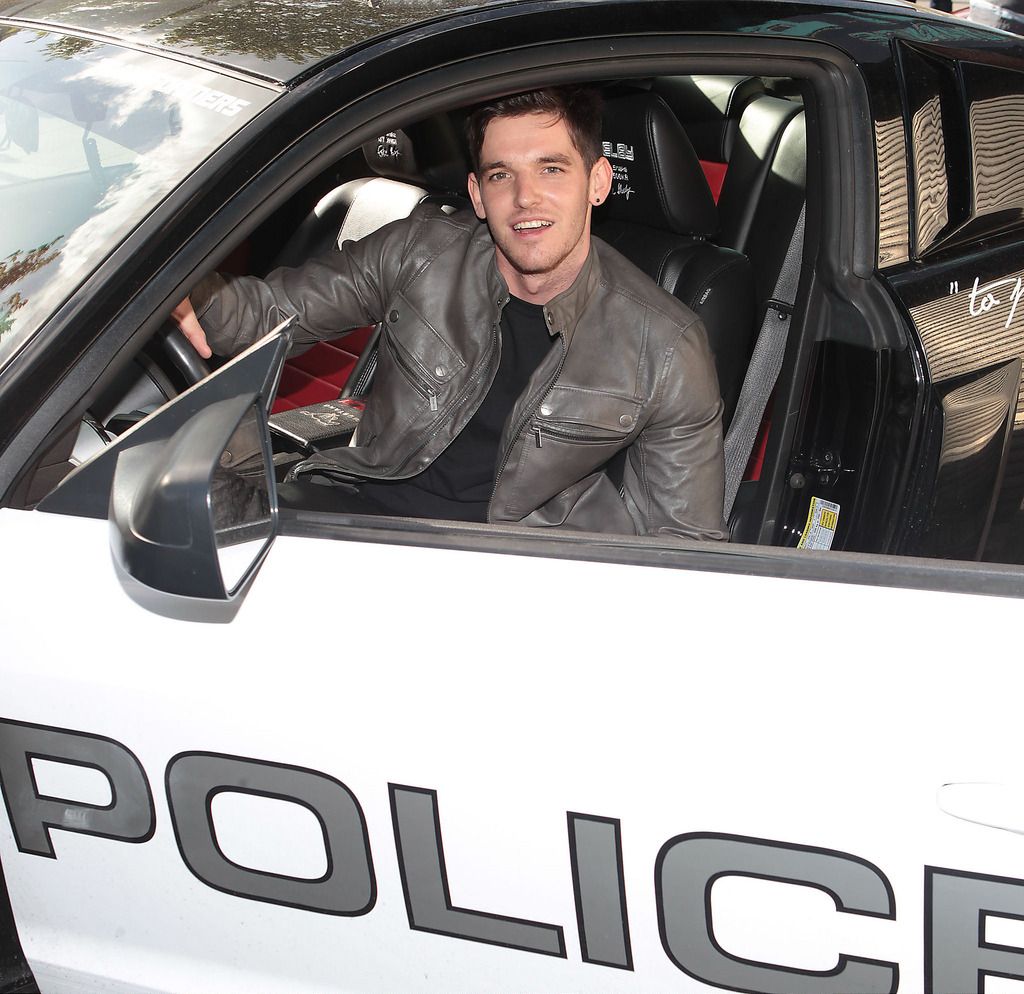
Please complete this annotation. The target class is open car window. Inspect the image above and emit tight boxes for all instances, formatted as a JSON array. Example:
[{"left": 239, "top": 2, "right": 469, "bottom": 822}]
[
  {"left": 19, "top": 25, "right": 1021, "bottom": 571},
  {"left": 21, "top": 64, "right": 822, "bottom": 555}
]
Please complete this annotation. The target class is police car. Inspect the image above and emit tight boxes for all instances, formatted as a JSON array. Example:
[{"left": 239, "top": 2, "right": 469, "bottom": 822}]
[{"left": 2, "top": 0, "right": 1024, "bottom": 991}]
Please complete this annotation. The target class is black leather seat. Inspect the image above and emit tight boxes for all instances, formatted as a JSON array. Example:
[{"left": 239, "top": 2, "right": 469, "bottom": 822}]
[
  {"left": 667, "top": 88, "right": 804, "bottom": 535},
  {"left": 715, "top": 94, "right": 806, "bottom": 306},
  {"left": 593, "top": 90, "right": 756, "bottom": 428},
  {"left": 272, "top": 117, "right": 470, "bottom": 400},
  {"left": 275, "top": 117, "right": 469, "bottom": 270},
  {"left": 654, "top": 75, "right": 766, "bottom": 167}
]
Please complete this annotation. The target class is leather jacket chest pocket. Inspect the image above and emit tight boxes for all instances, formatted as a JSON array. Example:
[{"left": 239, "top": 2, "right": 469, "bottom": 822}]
[
  {"left": 534, "top": 386, "right": 641, "bottom": 449},
  {"left": 381, "top": 294, "right": 465, "bottom": 410}
]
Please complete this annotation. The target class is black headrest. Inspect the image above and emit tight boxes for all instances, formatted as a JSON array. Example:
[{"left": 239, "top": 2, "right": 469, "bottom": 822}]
[
  {"left": 361, "top": 115, "right": 469, "bottom": 195},
  {"left": 653, "top": 75, "right": 766, "bottom": 162},
  {"left": 598, "top": 92, "right": 717, "bottom": 237}
]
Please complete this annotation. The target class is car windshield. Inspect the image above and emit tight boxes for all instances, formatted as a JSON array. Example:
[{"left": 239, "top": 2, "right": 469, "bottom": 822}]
[{"left": 0, "top": 27, "right": 274, "bottom": 369}]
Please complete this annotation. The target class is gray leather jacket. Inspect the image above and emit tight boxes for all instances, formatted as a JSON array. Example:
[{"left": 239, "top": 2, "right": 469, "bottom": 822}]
[{"left": 193, "top": 206, "right": 727, "bottom": 540}]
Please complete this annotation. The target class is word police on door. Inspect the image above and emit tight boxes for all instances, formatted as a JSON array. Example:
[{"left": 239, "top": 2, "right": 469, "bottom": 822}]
[{"left": 0, "top": 718, "right": 1017, "bottom": 993}]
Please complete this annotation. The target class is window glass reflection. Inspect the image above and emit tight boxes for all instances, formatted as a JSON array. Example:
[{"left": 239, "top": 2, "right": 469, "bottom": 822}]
[{"left": 0, "top": 28, "right": 272, "bottom": 367}]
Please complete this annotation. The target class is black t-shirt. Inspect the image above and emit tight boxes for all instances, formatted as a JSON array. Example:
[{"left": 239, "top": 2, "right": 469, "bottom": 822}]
[{"left": 359, "top": 294, "right": 553, "bottom": 521}]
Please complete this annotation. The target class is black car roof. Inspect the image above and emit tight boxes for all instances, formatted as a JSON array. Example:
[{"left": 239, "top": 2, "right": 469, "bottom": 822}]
[
  {"left": 0, "top": 0, "right": 502, "bottom": 82},
  {"left": 0, "top": 0, "right": 994, "bottom": 84}
]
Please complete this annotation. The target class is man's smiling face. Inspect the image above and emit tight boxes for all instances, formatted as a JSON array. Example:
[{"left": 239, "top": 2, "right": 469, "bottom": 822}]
[{"left": 467, "top": 111, "right": 611, "bottom": 303}]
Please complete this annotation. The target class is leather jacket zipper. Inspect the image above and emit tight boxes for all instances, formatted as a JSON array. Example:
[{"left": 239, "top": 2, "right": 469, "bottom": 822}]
[
  {"left": 384, "top": 334, "right": 439, "bottom": 411},
  {"left": 532, "top": 422, "right": 629, "bottom": 447},
  {"left": 490, "top": 334, "right": 567, "bottom": 505},
  {"left": 295, "top": 301, "right": 506, "bottom": 483},
  {"left": 382, "top": 304, "right": 505, "bottom": 477}
]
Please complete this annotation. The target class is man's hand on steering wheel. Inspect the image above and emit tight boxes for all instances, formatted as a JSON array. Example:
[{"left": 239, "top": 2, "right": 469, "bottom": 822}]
[{"left": 171, "top": 297, "right": 212, "bottom": 359}]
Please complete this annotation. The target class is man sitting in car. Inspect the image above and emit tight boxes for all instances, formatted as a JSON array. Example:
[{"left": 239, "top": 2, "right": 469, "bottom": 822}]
[{"left": 173, "top": 86, "right": 727, "bottom": 540}]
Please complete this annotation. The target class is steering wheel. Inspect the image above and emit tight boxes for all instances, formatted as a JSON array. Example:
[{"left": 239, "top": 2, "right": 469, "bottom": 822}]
[
  {"left": 98, "top": 322, "right": 211, "bottom": 434},
  {"left": 59, "top": 321, "right": 213, "bottom": 493},
  {"left": 151, "top": 322, "right": 211, "bottom": 387}
]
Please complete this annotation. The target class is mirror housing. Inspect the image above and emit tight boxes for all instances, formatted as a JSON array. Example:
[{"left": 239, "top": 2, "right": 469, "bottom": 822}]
[
  {"left": 110, "top": 396, "right": 273, "bottom": 599},
  {"left": 40, "top": 324, "right": 292, "bottom": 622}
]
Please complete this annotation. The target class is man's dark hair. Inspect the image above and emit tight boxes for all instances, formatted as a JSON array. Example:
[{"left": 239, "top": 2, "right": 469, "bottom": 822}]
[{"left": 466, "top": 86, "right": 604, "bottom": 174}]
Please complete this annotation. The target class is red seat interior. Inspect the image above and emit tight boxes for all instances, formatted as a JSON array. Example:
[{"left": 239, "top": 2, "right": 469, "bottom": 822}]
[
  {"left": 700, "top": 160, "right": 728, "bottom": 203},
  {"left": 271, "top": 326, "right": 376, "bottom": 413}
]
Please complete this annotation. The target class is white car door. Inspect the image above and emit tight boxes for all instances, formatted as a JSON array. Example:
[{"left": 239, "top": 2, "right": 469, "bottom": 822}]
[{"left": 1, "top": 329, "right": 1023, "bottom": 994}]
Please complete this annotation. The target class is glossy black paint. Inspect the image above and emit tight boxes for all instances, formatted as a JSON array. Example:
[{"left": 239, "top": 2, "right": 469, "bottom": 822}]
[
  {"left": 0, "top": 0, "right": 480, "bottom": 82},
  {"left": 877, "top": 32, "right": 1024, "bottom": 561},
  {"left": 732, "top": 3, "right": 1024, "bottom": 560},
  {"left": 887, "top": 246, "right": 1024, "bottom": 562},
  {"left": 2, "top": 0, "right": 1024, "bottom": 561}
]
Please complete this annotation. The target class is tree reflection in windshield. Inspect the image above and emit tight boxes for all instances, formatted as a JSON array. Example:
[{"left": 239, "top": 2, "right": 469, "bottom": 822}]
[
  {"left": 0, "top": 240, "right": 62, "bottom": 342},
  {"left": 154, "top": 0, "right": 449, "bottom": 66},
  {"left": 42, "top": 35, "right": 98, "bottom": 62},
  {"left": 1, "top": 0, "right": 459, "bottom": 75}
]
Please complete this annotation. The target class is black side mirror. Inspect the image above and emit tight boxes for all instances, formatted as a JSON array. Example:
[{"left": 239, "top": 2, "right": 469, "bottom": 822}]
[
  {"left": 110, "top": 395, "right": 274, "bottom": 607},
  {"left": 39, "top": 322, "right": 292, "bottom": 622}
]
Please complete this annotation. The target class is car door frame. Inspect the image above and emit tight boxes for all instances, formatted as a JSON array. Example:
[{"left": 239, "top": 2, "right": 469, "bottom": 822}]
[{"left": 0, "top": 21, "right": 895, "bottom": 559}]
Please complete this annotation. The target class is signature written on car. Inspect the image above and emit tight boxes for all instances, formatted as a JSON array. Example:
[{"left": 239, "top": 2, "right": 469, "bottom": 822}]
[{"left": 950, "top": 275, "right": 1024, "bottom": 329}]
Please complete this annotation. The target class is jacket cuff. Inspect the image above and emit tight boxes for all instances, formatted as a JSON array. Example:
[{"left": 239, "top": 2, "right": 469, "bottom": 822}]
[
  {"left": 189, "top": 272, "right": 241, "bottom": 356},
  {"left": 190, "top": 271, "right": 225, "bottom": 319}
]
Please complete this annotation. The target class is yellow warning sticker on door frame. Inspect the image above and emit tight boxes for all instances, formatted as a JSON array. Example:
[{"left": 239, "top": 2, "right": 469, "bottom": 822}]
[{"left": 797, "top": 496, "right": 841, "bottom": 551}]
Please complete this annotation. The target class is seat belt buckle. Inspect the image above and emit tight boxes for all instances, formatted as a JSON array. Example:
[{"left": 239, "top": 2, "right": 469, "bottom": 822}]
[{"left": 766, "top": 298, "right": 793, "bottom": 321}]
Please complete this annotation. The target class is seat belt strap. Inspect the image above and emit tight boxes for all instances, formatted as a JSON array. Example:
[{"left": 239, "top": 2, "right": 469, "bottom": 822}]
[{"left": 723, "top": 203, "right": 806, "bottom": 519}]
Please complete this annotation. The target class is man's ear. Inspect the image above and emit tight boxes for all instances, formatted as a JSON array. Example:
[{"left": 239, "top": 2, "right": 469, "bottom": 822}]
[
  {"left": 467, "top": 171, "right": 487, "bottom": 220},
  {"left": 590, "top": 156, "right": 613, "bottom": 205}
]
